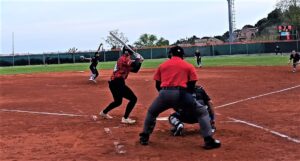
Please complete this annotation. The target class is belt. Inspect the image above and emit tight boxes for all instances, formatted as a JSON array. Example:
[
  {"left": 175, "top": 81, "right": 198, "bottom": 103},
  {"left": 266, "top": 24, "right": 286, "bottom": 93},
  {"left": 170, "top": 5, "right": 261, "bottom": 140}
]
[{"left": 161, "top": 86, "right": 186, "bottom": 90}]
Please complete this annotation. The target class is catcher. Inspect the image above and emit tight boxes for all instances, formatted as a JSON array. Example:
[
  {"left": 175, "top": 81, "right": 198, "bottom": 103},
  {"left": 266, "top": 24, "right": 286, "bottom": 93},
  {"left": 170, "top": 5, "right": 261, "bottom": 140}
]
[
  {"left": 168, "top": 85, "right": 216, "bottom": 136},
  {"left": 289, "top": 50, "right": 300, "bottom": 73},
  {"left": 81, "top": 43, "right": 102, "bottom": 83}
]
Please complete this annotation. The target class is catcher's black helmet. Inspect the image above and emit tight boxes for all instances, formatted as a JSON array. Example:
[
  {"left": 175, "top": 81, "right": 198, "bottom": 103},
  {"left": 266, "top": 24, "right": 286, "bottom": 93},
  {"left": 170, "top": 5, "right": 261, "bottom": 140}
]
[
  {"left": 122, "top": 45, "right": 134, "bottom": 55},
  {"left": 168, "top": 45, "right": 185, "bottom": 58}
]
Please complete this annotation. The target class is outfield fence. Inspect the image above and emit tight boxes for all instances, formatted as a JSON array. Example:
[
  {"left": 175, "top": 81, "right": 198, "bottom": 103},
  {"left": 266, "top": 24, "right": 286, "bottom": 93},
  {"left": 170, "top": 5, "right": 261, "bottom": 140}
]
[{"left": 0, "top": 40, "right": 299, "bottom": 67}]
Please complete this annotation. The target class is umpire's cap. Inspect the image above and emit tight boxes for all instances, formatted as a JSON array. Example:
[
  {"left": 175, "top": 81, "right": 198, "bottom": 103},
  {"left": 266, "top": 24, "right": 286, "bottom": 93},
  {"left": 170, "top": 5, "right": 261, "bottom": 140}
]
[
  {"left": 168, "top": 45, "right": 185, "bottom": 58},
  {"left": 122, "top": 45, "right": 134, "bottom": 55}
]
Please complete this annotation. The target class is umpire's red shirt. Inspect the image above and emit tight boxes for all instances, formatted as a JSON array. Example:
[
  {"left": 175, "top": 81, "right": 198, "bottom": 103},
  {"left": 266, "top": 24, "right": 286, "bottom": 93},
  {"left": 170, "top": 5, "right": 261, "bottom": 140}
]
[
  {"left": 154, "top": 56, "right": 198, "bottom": 88},
  {"left": 111, "top": 54, "right": 132, "bottom": 80}
]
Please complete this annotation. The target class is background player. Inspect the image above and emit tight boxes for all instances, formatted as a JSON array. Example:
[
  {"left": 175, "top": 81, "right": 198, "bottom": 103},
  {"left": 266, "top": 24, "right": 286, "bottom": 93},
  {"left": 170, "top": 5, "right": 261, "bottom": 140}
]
[
  {"left": 81, "top": 43, "right": 102, "bottom": 83},
  {"left": 99, "top": 45, "right": 144, "bottom": 124},
  {"left": 194, "top": 49, "right": 202, "bottom": 67},
  {"left": 139, "top": 46, "right": 221, "bottom": 150},
  {"left": 275, "top": 45, "right": 282, "bottom": 55},
  {"left": 289, "top": 50, "right": 300, "bottom": 72},
  {"left": 168, "top": 85, "right": 216, "bottom": 136}
]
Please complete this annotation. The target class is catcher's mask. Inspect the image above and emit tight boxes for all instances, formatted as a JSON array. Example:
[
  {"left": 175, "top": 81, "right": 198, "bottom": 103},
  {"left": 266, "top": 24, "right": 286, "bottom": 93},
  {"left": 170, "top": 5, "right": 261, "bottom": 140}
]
[
  {"left": 122, "top": 45, "right": 134, "bottom": 55},
  {"left": 168, "top": 46, "right": 185, "bottom": 59}
]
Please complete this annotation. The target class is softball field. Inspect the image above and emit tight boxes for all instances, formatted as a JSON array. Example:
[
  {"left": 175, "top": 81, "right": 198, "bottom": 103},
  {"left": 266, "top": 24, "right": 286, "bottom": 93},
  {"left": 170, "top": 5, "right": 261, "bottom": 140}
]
[{"left": 0, "top": 66, "right": 299, "bottom": 161}]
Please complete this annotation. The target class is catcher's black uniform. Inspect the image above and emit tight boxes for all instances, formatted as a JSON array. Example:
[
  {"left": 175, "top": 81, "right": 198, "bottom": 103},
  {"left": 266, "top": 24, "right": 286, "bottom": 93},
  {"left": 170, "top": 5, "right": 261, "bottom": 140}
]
[{"left": 168, "top": 86, "right": 216, "bottom": 136}]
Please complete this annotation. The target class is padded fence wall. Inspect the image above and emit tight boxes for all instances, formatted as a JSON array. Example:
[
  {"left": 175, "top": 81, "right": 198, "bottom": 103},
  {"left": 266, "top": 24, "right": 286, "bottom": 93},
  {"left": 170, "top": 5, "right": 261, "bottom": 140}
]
[{"left": 1, "top": 40, "right": 299, "bottom": 66}]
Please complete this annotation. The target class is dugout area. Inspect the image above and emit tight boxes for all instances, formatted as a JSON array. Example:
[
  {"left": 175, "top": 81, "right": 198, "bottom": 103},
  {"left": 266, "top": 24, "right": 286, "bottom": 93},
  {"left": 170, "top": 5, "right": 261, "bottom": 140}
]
[{"left": 0, "top": 66, "right": 300, "bottom": 161}]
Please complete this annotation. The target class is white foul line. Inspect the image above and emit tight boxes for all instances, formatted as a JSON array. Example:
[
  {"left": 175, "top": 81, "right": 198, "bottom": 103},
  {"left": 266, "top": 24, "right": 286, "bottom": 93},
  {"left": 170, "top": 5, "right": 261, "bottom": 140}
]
[
  {"left": 215, "top": 84, "right": 300, "bottom": 109},
  {"left": 1, "top": 85, "right": 300, "bottom": 144},
  {"left": 228, "top": 117, "right": 300, "bottom": 144},
  {"left": 0, "top": 109, "right": 85, "bottom": 117}
]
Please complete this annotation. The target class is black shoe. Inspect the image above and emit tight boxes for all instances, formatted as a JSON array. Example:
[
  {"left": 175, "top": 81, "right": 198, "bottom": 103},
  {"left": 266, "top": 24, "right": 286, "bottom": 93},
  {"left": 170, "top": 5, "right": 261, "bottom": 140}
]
[
  {"left": 173, "top": 123, "right": 184, "bottom": 136},
  {"left": 139, "top": 133, "right": 149, "bottom": 145},
  {"left": 203, "top": 136, "right": 221, "bottom": 150}
]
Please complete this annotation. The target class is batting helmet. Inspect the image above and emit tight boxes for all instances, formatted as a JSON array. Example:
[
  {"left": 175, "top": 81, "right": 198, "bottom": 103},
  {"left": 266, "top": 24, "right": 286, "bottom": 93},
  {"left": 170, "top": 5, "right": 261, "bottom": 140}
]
[
  {"left": 168, "top": 46, "right": 185, "bottom": 59},
  {"left": 94, "top": 52, "right": 100, "bottom": 57},
  {"left": 122, "top": 45, "right": 134, "bottom": 55}
]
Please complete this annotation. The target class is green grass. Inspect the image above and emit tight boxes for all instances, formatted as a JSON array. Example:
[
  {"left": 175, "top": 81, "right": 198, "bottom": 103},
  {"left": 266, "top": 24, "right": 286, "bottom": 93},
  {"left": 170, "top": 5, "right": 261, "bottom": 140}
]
[{"left": 0, "top": 54, "right": 290, "bottom": 75}]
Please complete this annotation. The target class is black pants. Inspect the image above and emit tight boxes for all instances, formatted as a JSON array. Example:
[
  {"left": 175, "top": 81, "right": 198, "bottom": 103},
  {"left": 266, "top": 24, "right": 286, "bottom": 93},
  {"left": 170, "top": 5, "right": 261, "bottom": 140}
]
[
  {"left": 90, "top": 65, "right": 99, "bottom": 79},
  {"left": 196, "top": 57, "right": 202, "bottom": 66},
  {"left": 103, "top": 78, "right": 137, "bottom": 118}
]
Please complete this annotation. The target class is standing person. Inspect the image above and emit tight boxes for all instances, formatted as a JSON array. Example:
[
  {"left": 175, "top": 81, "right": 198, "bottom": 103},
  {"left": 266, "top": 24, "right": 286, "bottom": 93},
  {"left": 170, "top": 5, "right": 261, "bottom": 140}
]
[
  {"left": 288, "top": 50, "right": 300, "bottom": 72},
  {"left": 82, "top": 52, "right": 101, "bottom": 83},
  {"left": 99, "top": 46, "right": 143, "bottom": 124},
  {"left": 168, "top": 85, "right": 216, "bottom": 136},
  {"left": 195, "top": 49, "right": 202, "bottom": 67},
  {"left": 139, "top": 46, "right": 221, "bottom": 150},
  {"left": 275, "top": 45, "right": 282, "bottom": 55}
]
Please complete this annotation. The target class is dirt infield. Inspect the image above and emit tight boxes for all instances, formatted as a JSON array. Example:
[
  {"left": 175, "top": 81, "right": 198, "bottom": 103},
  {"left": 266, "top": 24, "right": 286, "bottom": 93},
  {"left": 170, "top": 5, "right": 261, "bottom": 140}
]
[{"left": 1, "top": 66, "right": 300, "bottom": 161}]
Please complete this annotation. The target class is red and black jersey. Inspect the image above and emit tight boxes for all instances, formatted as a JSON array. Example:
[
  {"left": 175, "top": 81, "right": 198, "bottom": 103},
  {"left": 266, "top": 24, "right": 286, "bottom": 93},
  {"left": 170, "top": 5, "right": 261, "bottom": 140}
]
[
  {"left": 111, "top": 54, "right": 132, "bottom": 80},
  {"left": 290, "top": 52, "right": 300, "bottom": 63}
]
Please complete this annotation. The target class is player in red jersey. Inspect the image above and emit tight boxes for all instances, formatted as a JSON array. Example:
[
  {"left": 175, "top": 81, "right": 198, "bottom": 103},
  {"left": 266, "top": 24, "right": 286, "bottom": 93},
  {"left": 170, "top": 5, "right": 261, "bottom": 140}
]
[{"left": 99, "top": 46, "right": 143, "bottom": 124}]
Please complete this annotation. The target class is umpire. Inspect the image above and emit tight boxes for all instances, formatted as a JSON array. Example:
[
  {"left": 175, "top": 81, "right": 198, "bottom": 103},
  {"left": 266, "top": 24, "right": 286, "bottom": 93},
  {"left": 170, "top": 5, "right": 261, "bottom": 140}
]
[{"left": 139, "top": 46, "right": 221, "bottom": 150}]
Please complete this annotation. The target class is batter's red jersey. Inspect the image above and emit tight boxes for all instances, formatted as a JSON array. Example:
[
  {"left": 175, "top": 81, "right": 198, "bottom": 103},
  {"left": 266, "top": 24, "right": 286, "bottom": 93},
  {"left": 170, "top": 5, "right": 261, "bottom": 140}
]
[
  {"left": 111, "top": 54, "right": 132, "bottom": 80},
  {"left": 154, "top": 56, "right": 198, "bottom": 88}
]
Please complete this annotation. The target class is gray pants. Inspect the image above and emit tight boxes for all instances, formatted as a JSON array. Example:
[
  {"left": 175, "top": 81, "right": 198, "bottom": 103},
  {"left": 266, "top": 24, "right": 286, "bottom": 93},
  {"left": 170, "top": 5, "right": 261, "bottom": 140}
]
[{"left": 142, "top": 89, "right": 213, "bottom": 137}]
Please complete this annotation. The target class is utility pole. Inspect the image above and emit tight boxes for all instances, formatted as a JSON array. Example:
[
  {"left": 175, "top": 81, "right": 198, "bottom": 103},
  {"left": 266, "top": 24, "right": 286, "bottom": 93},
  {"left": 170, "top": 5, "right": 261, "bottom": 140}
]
[
  {"left": 12, "top": 32, "right": 15, "bottom": 66},
  {"left": 227, "top": 0, "right": 236, "bottom": 43}
]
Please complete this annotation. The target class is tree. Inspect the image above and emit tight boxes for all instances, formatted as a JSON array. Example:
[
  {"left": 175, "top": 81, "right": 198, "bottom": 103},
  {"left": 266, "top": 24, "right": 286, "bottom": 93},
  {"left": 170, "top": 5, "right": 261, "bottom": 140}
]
[
  {"left": 156, "top": 37, "right": 169, "bottom": 46},
  {"left": 173, "top": 35, "right": 200, "bottom": 45},
  {"left": 276, "top": 0, "right": 300, "bottom": 11},
  {"left": 267, "top": 8, "right": 283, "bottom": 23},
  {"left": 134, "top": 33, "right": 169, "bottom": 47},
  {"left": 105, "top": 29, "right": 129, "bottom": 49},
  {"left": 276, "top": 0, "right": 300, "bottom": 33}
]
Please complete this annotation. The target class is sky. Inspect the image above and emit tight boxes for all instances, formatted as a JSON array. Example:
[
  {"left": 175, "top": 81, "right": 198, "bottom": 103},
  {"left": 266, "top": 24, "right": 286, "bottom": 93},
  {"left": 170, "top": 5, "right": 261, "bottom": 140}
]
[{"left": 1, "top": 0, "right": 278, "bottom": 55}]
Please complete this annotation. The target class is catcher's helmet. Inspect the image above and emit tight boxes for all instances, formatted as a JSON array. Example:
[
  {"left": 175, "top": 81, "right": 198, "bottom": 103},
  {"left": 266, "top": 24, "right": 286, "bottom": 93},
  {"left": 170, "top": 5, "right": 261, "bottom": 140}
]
[
  {"left": 122, "top": 45, "right": 134, "bottom": 55},
  {"left": 168, "top": 46, "right": 185, "bottom": 58}
]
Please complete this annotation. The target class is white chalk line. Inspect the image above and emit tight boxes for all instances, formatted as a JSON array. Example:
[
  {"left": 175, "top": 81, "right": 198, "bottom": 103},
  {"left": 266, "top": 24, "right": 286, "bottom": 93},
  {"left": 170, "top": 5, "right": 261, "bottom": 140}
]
[
  {"left": 1, "top": 84, "right": 300, "bottom": 144},
  {"left": 0, "top": 109, "right": 85, "bottom": 117},
  {"left": 156, "top": 84, "right": 300, "bottom": 144},
  {"left": 215, "top": 84, "right": 300, "bottom": 109},
  {"left": 228, "top": 117, "right": 300, "bottom": 144}
]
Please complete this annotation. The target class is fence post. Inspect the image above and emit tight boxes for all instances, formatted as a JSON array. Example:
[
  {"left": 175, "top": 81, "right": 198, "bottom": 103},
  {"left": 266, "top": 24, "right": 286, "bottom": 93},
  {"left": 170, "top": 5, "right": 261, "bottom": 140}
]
[
  {"left": 43, "top": 53, "right": 45, "bottom": 65},
  {"left": 73, "top": 53, "right": 75, "bottom": 63},
  {"left": 297, "top": 39, "right": 299, "bottom": 52},
  {"left": 58, "top": 52, "right": 60, "bottom": 64},
  {"left": 165, "top": 47, "right": 168, "bottom": 58},
  {"left": 28, "top": 53, "right": 30, "bottom": 65},
  {"left": 104, "top": 50, "right": 106, "bottom": 62},
  {"left": 246, "top": 43, "right": 249, "bottom": 55},
  {"left": 12, "top": 54, "right": 15, "bottom": 66},
  {"left": 151, "top": 48, "right": 153, "bottom": 59}
]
